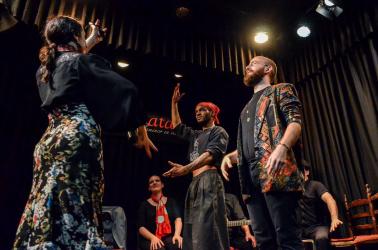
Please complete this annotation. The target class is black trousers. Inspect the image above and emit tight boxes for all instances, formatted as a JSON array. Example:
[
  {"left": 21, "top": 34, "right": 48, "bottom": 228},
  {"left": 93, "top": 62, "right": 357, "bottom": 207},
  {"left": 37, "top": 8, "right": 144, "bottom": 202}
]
[
  {"left": 183, "top": 170, "right": 229, "bottom": 250},
  {"left": 303, "top": 225, "right": 330, "bottom": 250},
  {"left": 246, "top": 188, "right": 304, "bottom": 250}
]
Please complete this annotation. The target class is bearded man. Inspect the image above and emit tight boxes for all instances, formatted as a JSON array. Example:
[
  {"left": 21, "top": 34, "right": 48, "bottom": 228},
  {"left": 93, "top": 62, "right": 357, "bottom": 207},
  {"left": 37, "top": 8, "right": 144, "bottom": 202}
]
[{"left": 221, "top": 56, "right": 305, "bottom": 250}]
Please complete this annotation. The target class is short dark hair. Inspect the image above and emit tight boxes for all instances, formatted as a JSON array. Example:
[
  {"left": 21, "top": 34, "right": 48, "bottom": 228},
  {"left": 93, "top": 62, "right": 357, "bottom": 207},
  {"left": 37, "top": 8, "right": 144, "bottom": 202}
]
[{"left": 302, "top": 160, "right": 311, "bottom": 171}]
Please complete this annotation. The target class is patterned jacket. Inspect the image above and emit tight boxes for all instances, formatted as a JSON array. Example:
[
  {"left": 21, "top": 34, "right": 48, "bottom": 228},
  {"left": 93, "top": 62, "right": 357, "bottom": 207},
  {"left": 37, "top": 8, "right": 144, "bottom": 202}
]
[{"left": 237, "top": 83, "right": 304, "bottom": 193}]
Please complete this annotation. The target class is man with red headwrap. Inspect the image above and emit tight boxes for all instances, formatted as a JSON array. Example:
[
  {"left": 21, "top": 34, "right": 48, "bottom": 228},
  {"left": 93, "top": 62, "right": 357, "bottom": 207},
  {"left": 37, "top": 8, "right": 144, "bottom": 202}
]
[{"left": 163, "top": 83, "right": 230, "bottom": 250}]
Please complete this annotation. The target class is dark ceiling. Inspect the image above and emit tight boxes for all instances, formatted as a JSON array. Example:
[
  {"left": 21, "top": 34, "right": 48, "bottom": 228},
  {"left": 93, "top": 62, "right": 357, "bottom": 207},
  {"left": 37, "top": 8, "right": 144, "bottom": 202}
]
[{"left": 110, "top": 0, "right": 372, "bottom": 54}]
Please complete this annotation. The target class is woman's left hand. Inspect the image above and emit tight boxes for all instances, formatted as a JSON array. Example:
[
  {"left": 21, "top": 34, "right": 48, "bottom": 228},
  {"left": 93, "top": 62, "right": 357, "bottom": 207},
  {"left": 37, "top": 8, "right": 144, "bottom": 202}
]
[
  {"left": 86, "top": 19, "right": 107, "bottom": 51},
  {"left": 172, "top": 234, "right": 183, "bottom": 249}
]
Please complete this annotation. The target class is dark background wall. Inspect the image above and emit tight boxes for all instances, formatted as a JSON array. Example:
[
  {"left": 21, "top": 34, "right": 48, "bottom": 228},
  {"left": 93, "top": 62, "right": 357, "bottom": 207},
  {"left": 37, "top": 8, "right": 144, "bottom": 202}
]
[{"left": 0, "top": 0, "right": 377, "bottom": 249}]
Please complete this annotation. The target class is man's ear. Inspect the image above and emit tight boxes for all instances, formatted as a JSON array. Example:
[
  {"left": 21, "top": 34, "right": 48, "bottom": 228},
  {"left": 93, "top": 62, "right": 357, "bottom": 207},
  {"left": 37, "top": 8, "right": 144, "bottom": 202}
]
[{"left": 265, "top": 64, "right": 272, "bottom": 74}]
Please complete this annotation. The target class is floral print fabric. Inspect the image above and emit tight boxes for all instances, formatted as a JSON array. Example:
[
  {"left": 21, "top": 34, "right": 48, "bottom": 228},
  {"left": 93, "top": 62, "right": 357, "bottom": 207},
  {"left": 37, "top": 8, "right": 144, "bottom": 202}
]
[{"left": 14, "top": 103, "right": 108, "bottom": 250}]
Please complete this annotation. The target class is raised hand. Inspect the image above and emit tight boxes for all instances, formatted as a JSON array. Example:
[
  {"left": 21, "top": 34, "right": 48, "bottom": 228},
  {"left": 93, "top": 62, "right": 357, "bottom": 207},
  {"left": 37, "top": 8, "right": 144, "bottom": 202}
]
[
  {"left": 172, "top": 83, "right": 185, "bottom": 104},
  {"left": 85, "top": 19, "right": 108, "bottom": 51}
]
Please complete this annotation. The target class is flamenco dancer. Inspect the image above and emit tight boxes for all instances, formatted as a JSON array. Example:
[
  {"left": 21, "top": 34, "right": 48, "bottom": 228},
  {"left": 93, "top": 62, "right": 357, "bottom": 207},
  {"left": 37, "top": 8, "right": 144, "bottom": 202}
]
[{"left": 13, "top": 16, "right": 157, "bottom": 249}]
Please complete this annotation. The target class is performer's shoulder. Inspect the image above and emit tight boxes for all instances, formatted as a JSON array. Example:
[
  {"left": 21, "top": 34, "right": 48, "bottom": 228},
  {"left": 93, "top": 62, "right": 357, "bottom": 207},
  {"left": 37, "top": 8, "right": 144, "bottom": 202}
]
[
  {"left": 273, "top": 83, "right": 296, "bottom": 89},
  {"left": 77, "top": 53, "right": 112, "bottom": 68},
  {"left": 213, "top": 125, "right": 229, "bottom": 136}
]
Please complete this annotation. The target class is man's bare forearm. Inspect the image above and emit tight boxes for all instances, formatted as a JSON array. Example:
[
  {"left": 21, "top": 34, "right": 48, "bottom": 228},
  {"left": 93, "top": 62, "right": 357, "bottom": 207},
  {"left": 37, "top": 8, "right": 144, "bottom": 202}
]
[
  {"left": 322, "top": 192, "right": 339, "bottom": 220},
  {"left": 227, "top": 150, "right": 238, "bottom": 164},
  {"left": 171, "top": 102, "right": 182, "bottom": 127},
  {"left": 185, "top": 152, "right": 214, "bottom": 172},
  {"left": 279, "top": 122, "right": 301, "bottom": 148}
]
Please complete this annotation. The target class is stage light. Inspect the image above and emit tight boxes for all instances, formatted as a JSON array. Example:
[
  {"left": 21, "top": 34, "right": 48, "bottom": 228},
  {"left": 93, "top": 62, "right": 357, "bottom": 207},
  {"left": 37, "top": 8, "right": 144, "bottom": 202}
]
[
  {"left": 324, "top": 0, "right": 335, "bottom": 7},
  {"left": 254, "top": 32, "right": 268, "bottom": 44},
  {"left": 297, "top": 26, "right": 311, "bottom": 38},
  {"left": 174, "top": 73, "right": 183, "bottom": 79},
  {"left": 117, "top": 61, "right": 129, "bottom": 68},
  {"left": 316, "top": 0, "right": 343, "bottom": 20}
]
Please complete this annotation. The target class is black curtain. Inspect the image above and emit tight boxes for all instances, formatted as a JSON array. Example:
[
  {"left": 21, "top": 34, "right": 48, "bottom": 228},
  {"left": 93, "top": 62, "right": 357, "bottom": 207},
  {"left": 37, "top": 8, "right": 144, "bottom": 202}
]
[{"left": 281, "top": 5, "right": 378, "bottom": 232}]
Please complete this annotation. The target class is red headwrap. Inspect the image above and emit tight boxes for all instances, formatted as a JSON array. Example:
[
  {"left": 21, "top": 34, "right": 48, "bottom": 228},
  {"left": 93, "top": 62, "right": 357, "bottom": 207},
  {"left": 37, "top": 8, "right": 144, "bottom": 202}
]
[
  {"left": 151, "top": 194, "right": 172, "bottom": 239},
  {"left": 196, "top": 102, "right": 221, "bottom": 124}
]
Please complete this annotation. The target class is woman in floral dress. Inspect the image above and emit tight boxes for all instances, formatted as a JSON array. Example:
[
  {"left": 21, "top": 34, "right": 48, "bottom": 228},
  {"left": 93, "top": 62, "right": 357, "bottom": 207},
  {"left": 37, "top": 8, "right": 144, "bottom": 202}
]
[{"left": 13, "top": 16, "right": 157, "bottom": 249}]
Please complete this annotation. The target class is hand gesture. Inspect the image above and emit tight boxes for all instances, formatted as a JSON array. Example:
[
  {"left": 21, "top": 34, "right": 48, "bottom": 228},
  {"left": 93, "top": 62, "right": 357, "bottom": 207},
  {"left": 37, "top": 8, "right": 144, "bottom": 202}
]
[
  {"left": 221, "top": 154, "right": 233, "bottom": 181},
  {"left": 330, "top": 218, "right": 343, "bottom": 232},
  {"left": 172, "top": 234, "right": 183, "bottom": 249},
  {"left": 134, "top": 125, "right": 158, "bottom": 158},
  {"left": 150, "top": 236, "right": 164, "bottom": 250},
  {"left": 163, "top": 161, "right": 190, "bottom": 178},
  {"left": 172, "top": 83, "right": 185, "bottom": 104},
  {"left": 86, "top": 19, "right": 107, "bottom": 50}
]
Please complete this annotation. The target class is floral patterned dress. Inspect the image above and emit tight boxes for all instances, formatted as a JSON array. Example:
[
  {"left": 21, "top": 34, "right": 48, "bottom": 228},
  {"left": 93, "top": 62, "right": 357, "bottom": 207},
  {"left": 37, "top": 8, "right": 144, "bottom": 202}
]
[
  {"left": 13, "top": 103, "right": 108, "bottom": 249},
  {"left": 13, "top": 52, "right": 144, "bottom": 249}
]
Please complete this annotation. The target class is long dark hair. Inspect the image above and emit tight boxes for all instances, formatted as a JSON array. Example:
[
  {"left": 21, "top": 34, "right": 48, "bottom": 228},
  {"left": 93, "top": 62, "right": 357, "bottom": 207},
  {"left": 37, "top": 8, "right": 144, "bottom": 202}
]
[{"left": 39, "top": 16, "right": 83, "bottom": 84}]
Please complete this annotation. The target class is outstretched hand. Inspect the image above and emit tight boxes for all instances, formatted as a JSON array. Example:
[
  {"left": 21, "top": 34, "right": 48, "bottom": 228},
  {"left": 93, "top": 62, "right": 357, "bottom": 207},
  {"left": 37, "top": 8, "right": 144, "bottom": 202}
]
[
  {"left": 163, "top": 161, "right": 190, "bottom": 178},
  {"left": 172, "top": 83, "right": 185, "bottom": 104}
]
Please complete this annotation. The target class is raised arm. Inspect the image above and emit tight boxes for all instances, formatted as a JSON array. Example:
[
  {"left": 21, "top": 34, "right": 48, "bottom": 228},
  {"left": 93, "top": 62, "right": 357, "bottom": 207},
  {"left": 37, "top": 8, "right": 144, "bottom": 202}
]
[{"left": 171, "top": 83, "right": 185, "bottom": 128}]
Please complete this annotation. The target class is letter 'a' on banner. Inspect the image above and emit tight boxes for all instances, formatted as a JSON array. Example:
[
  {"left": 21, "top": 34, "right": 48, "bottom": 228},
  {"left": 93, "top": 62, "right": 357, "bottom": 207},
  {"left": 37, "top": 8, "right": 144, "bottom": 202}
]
[{"left": 146, "top": 114, "right": 185, "bottom": 144}]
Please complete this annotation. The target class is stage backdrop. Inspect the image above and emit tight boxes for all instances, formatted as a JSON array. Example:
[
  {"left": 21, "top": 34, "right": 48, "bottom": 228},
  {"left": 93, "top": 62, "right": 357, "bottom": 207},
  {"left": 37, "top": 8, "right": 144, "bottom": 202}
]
[{"left": 1, "top": 1, "right": 377, "bottom": 249}]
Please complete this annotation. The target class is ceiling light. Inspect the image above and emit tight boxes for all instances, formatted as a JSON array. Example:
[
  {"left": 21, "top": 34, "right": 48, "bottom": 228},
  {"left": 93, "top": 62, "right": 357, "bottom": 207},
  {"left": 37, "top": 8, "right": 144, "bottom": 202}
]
[
  {"left": 297, "top": 26, "right": 311, "bottom": 38},
  {"left": 254, "top": 32, "right": 268, "bottom": 44},
  {"left": 174, "top": 73, "right": 183, "bottom": 79},
  {"left": 324, "top": 0, "right": 335, "bottom": 7},
  {"left": 117, "top": 61, "right": 129, "bottom": 68},
  {"left": 316, "top": 0, "right": 343, "bottom": 20}
]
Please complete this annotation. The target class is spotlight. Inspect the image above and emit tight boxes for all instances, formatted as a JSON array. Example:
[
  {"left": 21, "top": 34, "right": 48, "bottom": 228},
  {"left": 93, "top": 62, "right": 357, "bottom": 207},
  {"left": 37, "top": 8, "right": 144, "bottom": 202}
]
[
  {"left": 324, "top": 0, "right": 335, "bottom": 6},
  {"left": 297, "top": 26, "right": 311, "bottom": 38},
  {"left": 316, "top": 0, "right": 343, "bottom": 20},
  {"left": 254, "top": 32, "right": 268, "bottom": 44},
  {"left": 174, "top": 73, "right": 183, "bottom": 79},
  {"left": 117, "top": 61, "right": 129, "bottom": 68}
]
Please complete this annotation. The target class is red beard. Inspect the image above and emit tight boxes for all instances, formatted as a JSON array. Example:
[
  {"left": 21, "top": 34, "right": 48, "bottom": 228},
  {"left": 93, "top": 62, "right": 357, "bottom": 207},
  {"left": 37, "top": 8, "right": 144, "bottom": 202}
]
[{"left": 244, "top": 67, "right": 265, "bottom": 87}]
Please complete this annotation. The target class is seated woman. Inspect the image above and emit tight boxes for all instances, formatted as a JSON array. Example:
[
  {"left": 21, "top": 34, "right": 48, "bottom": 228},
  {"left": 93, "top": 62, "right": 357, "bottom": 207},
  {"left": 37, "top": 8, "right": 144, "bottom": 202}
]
[{"left": 137, "top": 175, "right": 183, "bottom": 250}]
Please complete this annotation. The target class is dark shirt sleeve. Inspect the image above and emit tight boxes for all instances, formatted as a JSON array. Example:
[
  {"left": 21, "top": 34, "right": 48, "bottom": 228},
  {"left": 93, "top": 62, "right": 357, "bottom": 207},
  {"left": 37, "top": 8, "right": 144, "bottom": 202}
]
[
  {"left": 237, "top": 118, "right": 252, "bottom": 195},
  {"left": 167, "top": 198, "right": 181, "bottom": 220},
  {"left": 174, "top": 123, "right": 196, "bottom": 141},
  {"left": 77, "top": 54, "right": 145, "bottom": 131},
  {"left": 313, "top": 181, "right": 329, "bottom": 198},
  {"left": 137, "top": 201, "right": 147, "bottom": 230},
  {"left": 205, "top": 126, "right": 229, "bottom": 162},
  {"left": 277, "top": 84, "right": 302, "bottom": 126}
]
